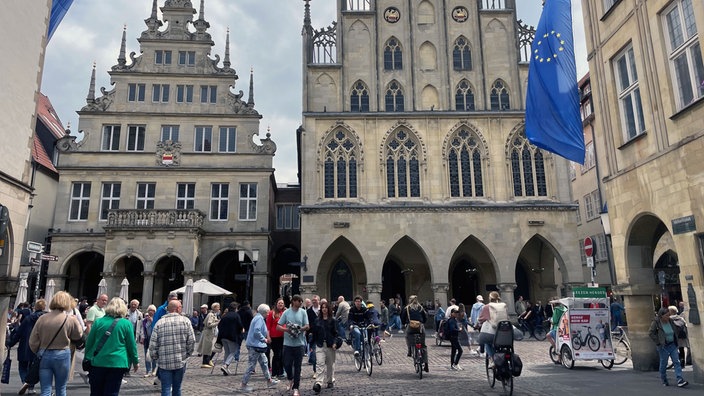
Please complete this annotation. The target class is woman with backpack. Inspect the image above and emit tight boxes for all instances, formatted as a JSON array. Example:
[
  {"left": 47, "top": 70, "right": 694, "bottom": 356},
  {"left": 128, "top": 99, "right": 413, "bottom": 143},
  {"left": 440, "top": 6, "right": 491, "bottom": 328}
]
[
  {"left": 477, "top": 291, "right": 508, "bottom": 366},
  {"left": 668, "top": 305, "right": 690, "bottom": 368}
]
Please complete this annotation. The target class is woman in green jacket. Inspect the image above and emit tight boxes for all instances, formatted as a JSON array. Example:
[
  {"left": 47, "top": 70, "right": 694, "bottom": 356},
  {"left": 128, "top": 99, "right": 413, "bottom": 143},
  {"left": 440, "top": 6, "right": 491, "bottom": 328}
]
[{"left": 84, "top": 297, "right": 139, "bottom": 395}]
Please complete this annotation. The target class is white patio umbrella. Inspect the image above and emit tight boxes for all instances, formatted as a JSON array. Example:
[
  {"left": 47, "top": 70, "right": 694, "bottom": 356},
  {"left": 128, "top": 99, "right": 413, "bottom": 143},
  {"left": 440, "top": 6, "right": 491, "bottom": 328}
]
[
  {"left": 181, "top": 278, "right": 194, "bottom": 316},
  {"left": 44, "top": 279, "right": 56, "bottom": 310},
  {"left": 171, "top": 278, "right": 232, "bottom": 296},
  {"left": 119, "top": 278, "right": 129, "bottom": 302},
  {"left": 97, "top": 278, "right": 107, "bottom": 299},
  {"left": 14, "top": 278, "right": 28, "bottom": 309}
]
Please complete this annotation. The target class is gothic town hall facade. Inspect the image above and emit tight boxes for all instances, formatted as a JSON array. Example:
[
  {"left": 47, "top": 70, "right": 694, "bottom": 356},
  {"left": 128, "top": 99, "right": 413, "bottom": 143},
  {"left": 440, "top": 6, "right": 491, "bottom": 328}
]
[{"left": 298, "top": 0, "right": 583, "bottom": 310}]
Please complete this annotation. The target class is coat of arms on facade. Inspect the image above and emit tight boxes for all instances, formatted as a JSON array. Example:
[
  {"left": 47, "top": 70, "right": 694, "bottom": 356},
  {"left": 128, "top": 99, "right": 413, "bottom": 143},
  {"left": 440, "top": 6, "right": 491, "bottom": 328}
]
[{"left": 156, "top": 140, "right": 182, "bottom": 166}]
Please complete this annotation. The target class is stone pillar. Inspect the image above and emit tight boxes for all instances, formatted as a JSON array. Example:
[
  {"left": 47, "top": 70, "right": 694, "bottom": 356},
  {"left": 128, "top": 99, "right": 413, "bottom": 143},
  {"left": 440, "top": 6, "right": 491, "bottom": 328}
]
[
  {"left": 624, "top": 293, "right": 660, "bottom": 371},
  {"left": 251, "top": 272, "right": 269, "bottom": 306},
  {"left": 142, "top": 272, "right": 155, "bottom": 306},
  {"left": 497, "top": 283, "right": 517, "bottom": 320},
  {"left": 366, "top": 283, "right": 382, "bottom": 306},
  {"left": 432, "top": 283, "right": 450, "bottom": 307}
]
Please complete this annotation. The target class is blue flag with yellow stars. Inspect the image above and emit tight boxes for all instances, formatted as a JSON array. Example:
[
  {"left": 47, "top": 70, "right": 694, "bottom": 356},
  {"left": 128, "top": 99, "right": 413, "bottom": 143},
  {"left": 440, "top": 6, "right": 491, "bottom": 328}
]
[{"left": 525, "top": 0, "right": 584, "bottom": 164}]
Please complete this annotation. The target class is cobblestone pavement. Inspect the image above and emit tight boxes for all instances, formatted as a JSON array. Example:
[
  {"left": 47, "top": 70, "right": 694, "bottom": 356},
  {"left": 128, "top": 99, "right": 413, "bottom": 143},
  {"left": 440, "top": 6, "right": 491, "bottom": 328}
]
[{"left": 3, "top": 330, "right": 700, "bottom": 395}]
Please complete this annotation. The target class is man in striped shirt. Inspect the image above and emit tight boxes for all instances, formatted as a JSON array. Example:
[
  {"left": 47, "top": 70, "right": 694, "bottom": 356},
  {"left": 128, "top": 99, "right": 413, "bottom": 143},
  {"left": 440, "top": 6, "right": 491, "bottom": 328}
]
[{"left": 150, "top": 300, "right": 195, "bottom": 396}]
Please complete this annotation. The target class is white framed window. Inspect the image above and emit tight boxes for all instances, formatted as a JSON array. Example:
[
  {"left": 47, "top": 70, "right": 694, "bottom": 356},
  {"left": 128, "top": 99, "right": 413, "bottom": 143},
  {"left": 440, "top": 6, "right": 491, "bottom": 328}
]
[
  {"left": 176, "top": 183, "right": 195, "bottom": 210},
  {"left": 210, "top": 183, "right": 229, "bottom": 221},
  {"left": 161, "top": 125, "right": 179, "bottom": 142},
  {"left": 100, "top": 183, "right": 121, "bottom": 221},
  {"left": 276, "top": 204, "right": 300, "bottom": 230},
  {"left": 663, "top": 0, "right": 704, "bottom": 110},
  {"left": 176, "top": 85, "right": 193, "bottom": 103},
  {"left": 128, "top": 83, "right": 146, "bottom": 102},
  {"left": 194, "top": 126, "right": 212, "bottom": 152},
  {"left": 219, "top": 127, "right": 236, "bottom": 152},
  {"left": 584, "top": 193, "right": 594, "bottom": 220},
  {"left": 101, "top": 125, "right": 121, "bottom": 151},
  {"left": 584, "top": 142, "right": 595, "bottom": 170},
  {"left": 155, "top": 50, "right": 172, "bottom": 65},
  {"left": 603, "top": 0, "right": 618, "bottom": 13},
  {"left": 69, "top": 182, "right": 91, "bottom": 221},
  {"left": 239, "top": 183, "right": 257, "bottom": 221},
  {"left": 127, "top": 125, "right": 145, "bottom": 151},
  {"left": 614, "top": 46, "right": 646, "bottom": 140},
  {"left": 596, "top": 234, "right": 607, "bottom": 261},
  {"left": 200, "top": 85, "right": 217, "bottom": 103},
  {"left": 152, "top": 84, "right": 170, "bottom": 103},
  {"left": 178, "top": 51, "right": 196, "bottom": 66},
  {"left": 136, "top": 182, "right": 156, "bottom": 210},
  {"left": 591, "top": 190, "right": 602, "bottom": 218}
]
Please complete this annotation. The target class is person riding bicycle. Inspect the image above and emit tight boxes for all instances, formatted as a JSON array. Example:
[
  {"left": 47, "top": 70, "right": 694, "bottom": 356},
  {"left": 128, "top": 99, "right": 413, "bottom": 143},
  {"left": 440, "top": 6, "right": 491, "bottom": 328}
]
[
  {"left": 401, "top": 295, "right": 429, "bottom": 373},
  {"left": 517, "top": 301, "right": 534, "bottom": 336},
  {"left": 365, "top": 302, "right": 382, "bottom": 344},
  {"left": 547, "top": 300, "right": 566, "bottom": 364},
  {"left": 477, "top": 291, "right": 508, "bottom": 367},
  {"left": 348, "top": 296, "right": 371, "bottom": 358}
]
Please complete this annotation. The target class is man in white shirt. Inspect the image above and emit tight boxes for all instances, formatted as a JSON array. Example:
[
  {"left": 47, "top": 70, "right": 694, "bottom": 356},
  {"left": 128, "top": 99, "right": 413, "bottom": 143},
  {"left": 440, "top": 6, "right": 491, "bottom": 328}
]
[{"left": 127, "top": 299, "right": 144, "bottom": 339}]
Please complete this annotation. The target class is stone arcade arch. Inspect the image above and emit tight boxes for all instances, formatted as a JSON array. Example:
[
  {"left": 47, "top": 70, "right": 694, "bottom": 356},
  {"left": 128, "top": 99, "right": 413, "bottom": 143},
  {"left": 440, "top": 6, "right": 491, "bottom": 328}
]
[
  {"left": 64, "top": 251, "right": 104, "bottom": 301},
  {"left": 272, "top": 245, "right": 302, "bottom": 303},
  {"left": 209, "top": 249, "right": 245, "bottom": 303},
  {"left": 113, "top": 255, "right": 144, "bottom": 303},
  {"left": 317, "top": 236, "right": 365, "bottom": 301},
  {"left": 515, "top": 234, "right": 566, "bottom": 303},
  {"left": 153, "top": 255, "right": 184, "bottom": 305},
  {"left": 448, "top": 236, "right": 497, "bottom": 305},
  {"left": 382, "top": 236, "right": 432, "bottom": 305}
]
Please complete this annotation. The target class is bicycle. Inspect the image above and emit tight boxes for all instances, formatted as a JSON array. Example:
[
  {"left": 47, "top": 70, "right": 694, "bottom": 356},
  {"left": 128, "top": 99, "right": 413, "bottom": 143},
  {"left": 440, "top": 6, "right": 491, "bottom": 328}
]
[
  {"left": 351, "top": 324, "right": 373, "bottom": 376},
  {"left": 517, "top": 318, "right": 546, "bottom": 341},
  {"left": 367, "top": 324, "right": 383, "bottom": 365},
  {"left": 486, "top": 321, "right": 515, "bottom": 396},
  {"left": 412, "top": 333, "right": 425, "bottom": 379},
  {"left": 571, "top": 327, "right": 600, "bottom": 351},
  {"left": 611, "top": 326, "right": 631, "bottom": 365}
]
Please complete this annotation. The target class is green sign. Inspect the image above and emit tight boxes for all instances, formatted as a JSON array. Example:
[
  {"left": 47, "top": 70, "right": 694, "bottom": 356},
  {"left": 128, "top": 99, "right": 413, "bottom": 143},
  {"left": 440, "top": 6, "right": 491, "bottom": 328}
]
[{"left": 573, "top": 287, "right": 607, "bottom": 298}]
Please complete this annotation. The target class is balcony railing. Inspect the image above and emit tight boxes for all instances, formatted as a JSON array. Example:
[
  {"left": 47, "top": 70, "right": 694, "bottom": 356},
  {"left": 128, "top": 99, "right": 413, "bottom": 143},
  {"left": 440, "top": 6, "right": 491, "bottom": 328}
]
[{"left": 105, "top": 209, "right": 205, "bottom": 229}]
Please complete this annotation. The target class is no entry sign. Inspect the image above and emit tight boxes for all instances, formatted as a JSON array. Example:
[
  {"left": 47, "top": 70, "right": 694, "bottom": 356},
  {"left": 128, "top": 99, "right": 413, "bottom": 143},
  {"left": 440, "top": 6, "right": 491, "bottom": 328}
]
[{"left": 584, "top": 236, "right": 594, "bottom": 257}]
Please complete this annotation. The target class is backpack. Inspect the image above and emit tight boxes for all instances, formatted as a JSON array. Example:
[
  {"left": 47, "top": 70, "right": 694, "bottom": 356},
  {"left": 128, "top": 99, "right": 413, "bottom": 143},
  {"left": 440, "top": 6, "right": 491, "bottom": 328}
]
[
  {"left": 492, "top": 353, "right": 512, "bottom": 380},
  {"left": 442, "top": 319, "right": 451, "bottom": 336},
  {"left": 511, "top": 353, "right": 523, "bottom": 377},
  {"left": 672, "top": 318, "right": 687, "bottom": 339}
]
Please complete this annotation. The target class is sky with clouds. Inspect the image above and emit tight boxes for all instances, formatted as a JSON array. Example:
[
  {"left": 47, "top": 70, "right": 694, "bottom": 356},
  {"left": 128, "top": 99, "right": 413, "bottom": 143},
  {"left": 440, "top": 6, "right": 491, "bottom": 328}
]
[{"left": 41, "top": 0, "right": 587, "bottom": 184}]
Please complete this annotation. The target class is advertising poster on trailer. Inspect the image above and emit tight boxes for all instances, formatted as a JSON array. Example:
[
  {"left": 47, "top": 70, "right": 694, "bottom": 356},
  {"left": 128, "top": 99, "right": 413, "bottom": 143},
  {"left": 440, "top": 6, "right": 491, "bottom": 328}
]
[{"left": 568, "top": 308, "right": 613, "bottom": 359}]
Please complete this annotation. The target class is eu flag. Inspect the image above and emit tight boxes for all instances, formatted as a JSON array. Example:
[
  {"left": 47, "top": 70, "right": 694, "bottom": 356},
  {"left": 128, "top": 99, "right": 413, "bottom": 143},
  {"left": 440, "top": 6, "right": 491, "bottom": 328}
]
[{"left": 525, "top": 0, "right": 584, "bottom": 164}]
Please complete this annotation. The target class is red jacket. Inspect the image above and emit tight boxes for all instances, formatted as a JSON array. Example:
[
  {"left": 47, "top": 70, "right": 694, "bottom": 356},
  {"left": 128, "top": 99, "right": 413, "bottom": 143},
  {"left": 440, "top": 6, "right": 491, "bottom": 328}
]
[{"left": 266, "top": 309, "right": 285, "bottom": 338}]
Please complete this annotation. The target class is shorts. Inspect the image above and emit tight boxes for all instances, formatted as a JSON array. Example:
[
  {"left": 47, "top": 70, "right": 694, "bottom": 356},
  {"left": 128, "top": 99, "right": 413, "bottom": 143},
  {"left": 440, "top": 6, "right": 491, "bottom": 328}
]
[{"left": 549, "top": 329, "right": 556, "bottom": 340}]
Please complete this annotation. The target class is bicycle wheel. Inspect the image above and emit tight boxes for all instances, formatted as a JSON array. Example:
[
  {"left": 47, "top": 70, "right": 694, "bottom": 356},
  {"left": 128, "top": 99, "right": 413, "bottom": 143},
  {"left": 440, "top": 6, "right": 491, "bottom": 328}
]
[
  {"left": 354, "top": 349, "right": 362, "bottom": 371},
  {"left": 600, "top": 359, "right": 614, "bottom": 369},
  {"left": 486, "top": 354, "right": 496, "bottom": 388},
  {"left": 561, "top": 345, "right": 574, "bottom": 369},
  {"left": 365, "top": 345, "right": 373, "bottom": 376},
  {"left": 612, "top": 339, "right": 630, "bottom": 365},
  {"left": 374, "top": 343, "right": 383, "bottom": 365},
  {"left": 502, "top": 375, "right": 514, "bottom": 396},
  {"left": 534, "top": 326, "right": 547, "bottom": 341},
  {"left": 549, "top": 345, "right": 559, "bottom": 364},
  {"left": 587, "top": 335, "right": 600, "bottom": 352}
]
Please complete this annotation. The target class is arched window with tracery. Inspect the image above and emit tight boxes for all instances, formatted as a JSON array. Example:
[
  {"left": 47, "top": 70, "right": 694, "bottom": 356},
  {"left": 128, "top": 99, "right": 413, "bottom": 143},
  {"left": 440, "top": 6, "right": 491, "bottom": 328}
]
[
  {"left": 385, "top": 129, "right": 420, "bottom": 198},
  {"left": 385, "top": 81, "right": 405, "bottom": 112},
  {"left": 350, "top": 81, "right": 369, "bottom": 112},
  {"left": 453, "top": 36, "right": 472, "bottom": 70},
  {"left": 455, "top": 80, "right": 475, "bottom": 111},
  {"left": 384, "top": 38, "right": 403, "bottom": 70},
  {"left": 490, "top": 79, "right": 510, "bottom": 110},
  {"left": 323, "top": 129, "right": 359, "bottom": 199},
  {"left": 509, "top": 132, "right": 547, "bottom": 197},
  {"left": 448, "top": 128, "right": 483, "bottom": 197}
]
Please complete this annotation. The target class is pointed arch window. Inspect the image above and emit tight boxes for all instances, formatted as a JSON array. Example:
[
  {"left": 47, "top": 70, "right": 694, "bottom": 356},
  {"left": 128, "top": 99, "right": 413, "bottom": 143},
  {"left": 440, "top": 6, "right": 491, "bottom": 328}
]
[
  {"left": 323, "top": 129, "right": 359, "bottom": 199},
  {"left": 386, "top": 129, "right": 420, "bottom": 198},
  {"left": 350, "top": 81, "right": 370, "bottom": 112},
  {"left": 448, "top": 129, "right": 483, "bottom": 197},
  {"left": 453, "top": 37, "right": 472, "bottom": 70},
  {"left": 490, "top": 80, "right": 510, "bottom": 110},
  {"left": 455, "top": 80, "right": 475, "bottom": 111},
  {"left": 385, "top": 81, "right": 405, "bottom": 112},
  {"left": 384, "top": 38, "right": 403, "bottom": 70},
  {"left": 510, "top": 133, "right": 547, "bottom": 197}
]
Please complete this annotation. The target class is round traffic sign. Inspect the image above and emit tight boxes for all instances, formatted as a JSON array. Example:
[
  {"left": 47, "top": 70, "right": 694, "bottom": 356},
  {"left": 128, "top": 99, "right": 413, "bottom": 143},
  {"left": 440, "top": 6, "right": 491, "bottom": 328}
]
[{"left": 584, "top": 236, "right": 594, "bottom": 257}]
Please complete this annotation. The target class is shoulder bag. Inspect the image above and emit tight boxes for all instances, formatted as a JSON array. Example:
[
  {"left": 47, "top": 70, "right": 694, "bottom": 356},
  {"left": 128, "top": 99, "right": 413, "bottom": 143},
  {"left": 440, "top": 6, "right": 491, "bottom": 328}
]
[
  {"left": 25, "top": 315, "right": 68, "bottom": 385},
  {"left": 82, "top": 318, "right": 120, "bottom": 372},
  {"left": 407, "top": 306, "right": 421, "bottom": 330}
]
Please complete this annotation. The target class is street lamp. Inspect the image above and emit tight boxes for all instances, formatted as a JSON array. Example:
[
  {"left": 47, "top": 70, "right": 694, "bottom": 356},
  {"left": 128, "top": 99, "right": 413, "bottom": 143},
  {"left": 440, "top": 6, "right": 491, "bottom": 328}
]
[
  {"left": 239, "top": 249, "right": 259, "bottom": 302},
  {"left": 599, "top": 205, "right": 617, "bottom": 288}
]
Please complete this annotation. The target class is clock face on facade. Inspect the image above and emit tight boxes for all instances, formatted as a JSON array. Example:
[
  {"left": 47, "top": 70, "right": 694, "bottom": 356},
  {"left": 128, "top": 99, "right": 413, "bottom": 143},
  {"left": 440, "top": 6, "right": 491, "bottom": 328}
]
[
  {"left": 384, "top": 7, "right": 400, "bottom": 23},
  {"left": 452, "top": 6, "right": 469, "bottom": 23}
]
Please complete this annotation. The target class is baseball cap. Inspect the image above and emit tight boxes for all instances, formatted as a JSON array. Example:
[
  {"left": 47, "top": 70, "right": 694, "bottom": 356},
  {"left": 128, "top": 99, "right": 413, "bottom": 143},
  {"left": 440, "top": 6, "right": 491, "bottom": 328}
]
[
  {"left": 476, "top": 295, "right": 484, "bottom": 301},
  {"left": 200, "top": 304, "right": 208, "bottom": 309}
]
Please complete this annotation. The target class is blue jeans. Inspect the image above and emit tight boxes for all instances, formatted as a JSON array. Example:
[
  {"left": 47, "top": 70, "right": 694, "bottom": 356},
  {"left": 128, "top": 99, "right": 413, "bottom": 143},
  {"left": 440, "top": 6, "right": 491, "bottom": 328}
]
[
  {"left": 283, "top": 345, "right": 304, "bottom": 391},
  {"left": 143, "top": 341, "right": 152, "bottom": 374},
  {"left": 158, "top": 366, "right": 185, "bottom": 396},
  {"left": 390, "top": 315, "right": 402, "bottom": 331},
  {"left": 88, "top": 366, "right": 126, "bottom": 396},
  {"left": 658, "top": 342, "right": 683, "bottom": 384},
  {"left": 222, "top": 339, "right": 241, "bottom": 366},
  {"left": 242, "top": 347, "right": 271, "bottom": 385},
  {"left": 351, "top": 326, "right": 362, "bottom": 353},
  {"left": 336, "top": 320, "right": 347, "bottom": 340},
  {"left": 18, "top": 360, "right": 29, "bottom": 384},
  {"left": 38, "top": 349, "right": 71, "bottom": 396}
]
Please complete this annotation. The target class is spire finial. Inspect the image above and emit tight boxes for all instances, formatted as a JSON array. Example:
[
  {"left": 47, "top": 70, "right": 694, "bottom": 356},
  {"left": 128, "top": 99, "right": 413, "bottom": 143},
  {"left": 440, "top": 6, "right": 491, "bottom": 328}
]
[
  {"left": 151, "top": 0, "right": 158, "bottom": 18},
  {"left": 303, "top": 0, "right": 312, "bottom": 28},
  {"left": 247, "top": 67, "right": 255, "bottom": 107},
  {"left": 117, "top": 25, "right": 127, "bottom": 67},
  {"left": 86, "top": 62, "right": 96, "bottom": 103},
  {"left": 223, "top": 27, "right": 231, "bottom": 69},
  {"left": 199, "top": 0, "right": 205, "bottom": 20}
]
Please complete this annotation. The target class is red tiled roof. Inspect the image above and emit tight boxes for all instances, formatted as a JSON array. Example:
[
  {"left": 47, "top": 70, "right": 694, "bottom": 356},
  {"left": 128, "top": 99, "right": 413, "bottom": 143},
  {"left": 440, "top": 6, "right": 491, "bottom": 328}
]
[
  {"left": 36, "top": 93, "right": 66, "bottom": 139},
  {"left": 31, "top": 134, "right": 57, "bottom": 174}
]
